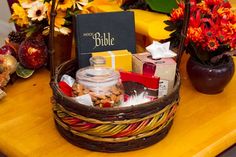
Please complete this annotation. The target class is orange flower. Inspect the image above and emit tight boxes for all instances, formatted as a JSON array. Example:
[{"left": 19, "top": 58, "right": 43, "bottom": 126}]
[
  {"left": 187, "top": 27, "right": 204, "bottom": 43},
  {"left": 56, "top": 0, "right": 73, "bottom": 11},
  {"left": 217, "top": 7, "right": 231, "bottom": 20},
  {"left": 230, "top": 33, "right": 236, "bottom": 48},
  {"left": 44, "top": 2, "right": 71, "bottom": 35},
  {"left": 46, "top": 2, "right": 66, "bottom": 28},
  {"left": 207, "top": 38, "right": 219, "bottom": 51},
  {"left": 167, "top": 0, "right": 236, "bottom": 64},
  {"left": 204, "top": 0, "right": 223, "bottom": 6},
  {"left": 232, "top": 11, "right": 236, "bottom": 22},
  {"left": 170, "top": 7, "right": 184, "bottom": 21},
  {"left": 54, "top": 10, "right": 66, "bottom": 28},
  {"left": 197, "top": 2, "right": 210, "bottom": 14}
]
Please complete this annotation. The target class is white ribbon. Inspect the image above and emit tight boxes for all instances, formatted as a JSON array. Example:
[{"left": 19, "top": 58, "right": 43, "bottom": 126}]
[
  {"left": 146, "top": 41, "right": 177, "bottom": 59},
  {"left": 107, "top": 51, "right": 115, "bottom": 69}
]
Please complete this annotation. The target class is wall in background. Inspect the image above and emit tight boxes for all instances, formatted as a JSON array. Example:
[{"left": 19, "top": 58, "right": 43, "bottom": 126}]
[
  {"left": 0, "top": 0, "right": 15, "bottom": 46},
  {"left": 0, "top": 1, "right": 12, "bottom": 22}
]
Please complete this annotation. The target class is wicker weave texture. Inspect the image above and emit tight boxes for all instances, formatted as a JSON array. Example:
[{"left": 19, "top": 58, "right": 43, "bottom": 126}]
[{"left": 53, "top": 101, "right": 178, "bottom": 142}]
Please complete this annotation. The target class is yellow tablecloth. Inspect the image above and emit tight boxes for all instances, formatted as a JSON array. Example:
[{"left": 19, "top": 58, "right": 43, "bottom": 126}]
[{"left": 0, "top": 55, "right": 236, "bottom": 157}]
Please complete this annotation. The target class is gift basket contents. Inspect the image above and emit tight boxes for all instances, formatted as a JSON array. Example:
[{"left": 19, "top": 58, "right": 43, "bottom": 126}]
[
  {"left": 58, "top": 42, "right": 177, "bottom": 108},
  {"left": 50, "top": 0, "right": 190, "bottom": 152}
]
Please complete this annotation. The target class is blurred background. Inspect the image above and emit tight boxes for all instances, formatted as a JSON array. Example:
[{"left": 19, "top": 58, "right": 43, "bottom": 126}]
[{"left": 0, "top": 0, "right": 15, "bottom": 46}]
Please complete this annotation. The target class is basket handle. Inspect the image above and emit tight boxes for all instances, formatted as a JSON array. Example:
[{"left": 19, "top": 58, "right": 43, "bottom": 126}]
[
  {"left": 176, "top": 0, "right": 190, "bottom": 69},
  {"left": 49, "top": 0, "right": 57, "bottom": 80}
]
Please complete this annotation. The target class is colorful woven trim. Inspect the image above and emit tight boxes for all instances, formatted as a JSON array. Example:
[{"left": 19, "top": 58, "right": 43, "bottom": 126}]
[{"left": 53, "top": 101, "right": 178, "bottom": 143}]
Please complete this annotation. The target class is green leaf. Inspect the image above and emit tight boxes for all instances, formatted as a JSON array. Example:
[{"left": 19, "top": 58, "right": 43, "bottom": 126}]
[
  {"left": 169, "top": 31, "right": 177, "bottom": 37},
  {"left": 16, "top": 64, "right": 35, "bottom": 79},
  {"left": 64, "top": 20, "right": 72, "bottom": 25},
  {"left": 164, "top": 20, "right": 173, "bottom": 26},
  {"left": 146, "top": 0, "right": 178, "bottom": 14},
  {"left": 164, "top": 26, "right": 175, "bottom": 31},
  {"left": 188, "top": 42, "right": 210, "bottom": 64},
  {"left": 65, "top": 10, "right": 73, "bottom": 18}
]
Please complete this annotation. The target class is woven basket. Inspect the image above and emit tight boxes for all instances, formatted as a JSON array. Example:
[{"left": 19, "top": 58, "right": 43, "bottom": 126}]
[
  {"left": 51, "top": 59, "right": 180, "bottom": 152},
  {"left": 49, "top": 0, "right": 190, "bottom": 152}
]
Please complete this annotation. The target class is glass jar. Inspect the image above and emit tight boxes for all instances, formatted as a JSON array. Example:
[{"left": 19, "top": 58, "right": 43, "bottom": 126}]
[{"left": 73, "top": 56, "right": 124, "bottom": 107}]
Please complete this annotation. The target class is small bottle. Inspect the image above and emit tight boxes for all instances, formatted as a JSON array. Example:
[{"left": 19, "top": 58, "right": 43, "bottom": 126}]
[{"left": 73, "top": 56, "right": 124, "bottom": 107}]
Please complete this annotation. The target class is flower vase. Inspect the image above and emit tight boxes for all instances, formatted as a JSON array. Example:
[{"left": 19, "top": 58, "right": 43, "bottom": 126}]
[
  {"left": 186, "top": 56, "right": 235, "bottom": 94},
  {"left": 52, "top": 33, "right": 73, "bottom": 68}
]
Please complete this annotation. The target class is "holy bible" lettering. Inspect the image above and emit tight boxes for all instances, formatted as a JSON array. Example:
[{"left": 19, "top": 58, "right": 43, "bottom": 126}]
[{"left": 92, "top": 32, "right": 115, "bottom": 49}]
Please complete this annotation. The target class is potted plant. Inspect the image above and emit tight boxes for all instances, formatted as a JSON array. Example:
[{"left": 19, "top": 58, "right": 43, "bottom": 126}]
[{"left": 165, "top": 0, "right": 236, "bottom": 94}]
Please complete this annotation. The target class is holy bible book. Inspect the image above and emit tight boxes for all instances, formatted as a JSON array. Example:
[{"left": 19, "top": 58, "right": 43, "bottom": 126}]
[{"left": 74, "top": 11, "right": 136, "bottom": 68}]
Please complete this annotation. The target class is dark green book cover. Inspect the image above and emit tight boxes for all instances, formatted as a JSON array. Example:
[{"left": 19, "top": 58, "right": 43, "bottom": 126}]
[{"left": 74, "top": 11, "right": 136, "bottom": 68}]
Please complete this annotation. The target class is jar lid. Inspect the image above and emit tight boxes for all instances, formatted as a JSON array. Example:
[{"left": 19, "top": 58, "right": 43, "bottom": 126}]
[{"left": 76, "top": 66, "right": 120, "bottom": 84}]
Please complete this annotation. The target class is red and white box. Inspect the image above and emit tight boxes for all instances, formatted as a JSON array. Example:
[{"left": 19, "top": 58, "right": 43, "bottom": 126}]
[{"left": 132, "top": 52, "right": 176, "bottom": 97}]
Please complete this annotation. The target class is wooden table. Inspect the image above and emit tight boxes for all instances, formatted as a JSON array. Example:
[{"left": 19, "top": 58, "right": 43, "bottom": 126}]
[{"left": 0, "top": 56, "right": 236, "bottom": 157}]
